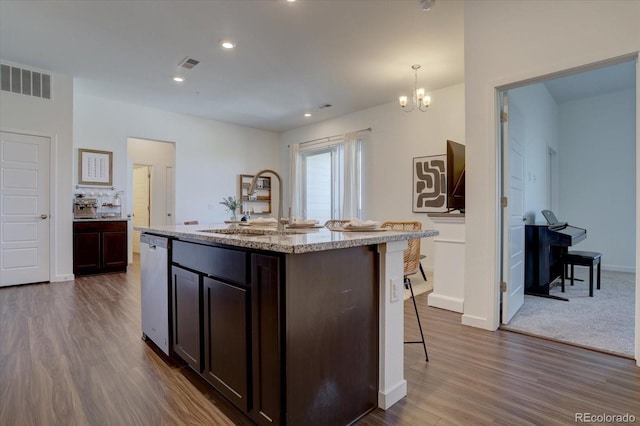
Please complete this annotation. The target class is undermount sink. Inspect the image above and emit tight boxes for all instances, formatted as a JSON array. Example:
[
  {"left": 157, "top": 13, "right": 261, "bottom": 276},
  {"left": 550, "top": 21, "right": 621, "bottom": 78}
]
[{"left": 198, "top": 228, "right": 302, "bottom": 236}]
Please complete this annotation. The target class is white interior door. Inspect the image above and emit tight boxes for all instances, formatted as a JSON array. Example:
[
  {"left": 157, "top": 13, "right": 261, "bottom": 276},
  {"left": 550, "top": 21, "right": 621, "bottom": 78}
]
[
  {"left": 501, "top": 93, "right": 526, "bottom": 324},
  {"left": 165, "top": 166, "right": 174, "bottom": 225},
  {"left": 132, "top": 165, "right": 150, "bottom": 253},
  {"left": 0, "top": 131, "right": 50, "bottom": 286}
]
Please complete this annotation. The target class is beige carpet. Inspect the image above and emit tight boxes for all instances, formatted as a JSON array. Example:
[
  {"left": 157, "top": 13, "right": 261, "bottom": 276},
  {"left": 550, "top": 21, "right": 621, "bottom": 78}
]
[
  {"left": 404, "top": 270, "right": 433, "bottom": 300},
  {"left": 503, "top": 269, "right": 635, "bottom": 358}
]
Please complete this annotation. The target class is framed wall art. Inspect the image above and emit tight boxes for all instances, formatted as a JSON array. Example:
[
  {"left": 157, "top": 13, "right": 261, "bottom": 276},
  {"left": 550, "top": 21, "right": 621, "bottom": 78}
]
[
  {"left": 413, "top": 154, "right": 447, "bottom": 213},
  {"left": 79, "top": 148, "right": 113, "bottom": 186}
]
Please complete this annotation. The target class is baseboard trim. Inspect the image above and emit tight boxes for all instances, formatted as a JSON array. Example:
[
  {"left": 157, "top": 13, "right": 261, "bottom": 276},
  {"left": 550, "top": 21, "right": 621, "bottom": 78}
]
[
  {"left": 378, "top": 379, "right": 407, "bottom": 410},
  {"left": 427, "top": 293, "right": 463, "bottom": 313},
  {"left": 461, "top": 314, "right": 496, "bottom": 330},
  {"left": 52, "top": 274, "right": 74, "bottom": 282},
  {"left": 602, "top": 265, "right": 635, "bottom": 273}
]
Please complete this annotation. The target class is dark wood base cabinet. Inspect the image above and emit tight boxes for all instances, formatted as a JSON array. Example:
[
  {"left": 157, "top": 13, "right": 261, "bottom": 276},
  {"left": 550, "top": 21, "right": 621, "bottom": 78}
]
[
  {"left": 170, "top": 239, "right": 378, "bottom": 426},
  {"left": 203, "top": 276, "right": 249, "bottom": 411},
  {"left": 73, "top": 220, "right": 127, "bottom": 275},
  {"left": 171, "top": 265, "right": 202, "bottom": 372}
]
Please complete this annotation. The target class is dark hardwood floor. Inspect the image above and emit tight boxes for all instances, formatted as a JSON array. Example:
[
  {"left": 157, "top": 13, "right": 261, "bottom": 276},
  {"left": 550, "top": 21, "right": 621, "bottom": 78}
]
[{"left": 1, "top": 257, "right": 638, "bottom": 425}]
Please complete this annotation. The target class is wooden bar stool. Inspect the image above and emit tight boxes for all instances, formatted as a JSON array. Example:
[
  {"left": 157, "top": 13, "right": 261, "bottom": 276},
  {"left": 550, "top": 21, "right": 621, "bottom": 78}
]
[
  {"left": 380, "top": 221, "right": 429, "bottom": 362},
  {"left": 561, "top": 251, "right": 602, "bottom": 297}
]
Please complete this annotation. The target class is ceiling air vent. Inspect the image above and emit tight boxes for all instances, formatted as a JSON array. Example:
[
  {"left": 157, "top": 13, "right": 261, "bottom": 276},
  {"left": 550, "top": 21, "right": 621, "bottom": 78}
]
[
  {"left": 178, "top": 57, "right": 200, "bottom": 70},
  {"left": 0, "top": 64, "right": 51, "bottom": 99}
]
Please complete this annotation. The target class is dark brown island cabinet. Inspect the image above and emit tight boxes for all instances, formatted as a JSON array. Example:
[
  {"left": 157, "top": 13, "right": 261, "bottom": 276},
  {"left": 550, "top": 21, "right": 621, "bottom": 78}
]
[
  {"left": 170, "top": 238, "right": 378, "bottom": 426},
  {"left": 73, "top": 220, "right": 128, "bottom": 275}
]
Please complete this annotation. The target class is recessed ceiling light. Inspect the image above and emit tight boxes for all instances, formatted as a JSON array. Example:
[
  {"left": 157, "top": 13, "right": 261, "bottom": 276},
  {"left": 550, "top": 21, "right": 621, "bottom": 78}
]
[
  {"left": 221, "top": 40, "right": 236, "bottom": 49},
  {"left": 304, "top": 113, "right": 311, "bottom": 118},
  {"left": 172, "top": 76, "right": 184, "bottom": 83},
  {"left": 286, "top": 0, "right": 297, "bottom": 3},
  {"left": 420, "top": 0, "right": 436, "bottom": 11}
]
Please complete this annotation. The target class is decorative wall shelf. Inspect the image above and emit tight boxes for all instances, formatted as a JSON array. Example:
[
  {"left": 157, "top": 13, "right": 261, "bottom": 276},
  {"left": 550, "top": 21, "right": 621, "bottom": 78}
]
[{"left": 240, "top": 174, "right": 272, "bottom": 215}]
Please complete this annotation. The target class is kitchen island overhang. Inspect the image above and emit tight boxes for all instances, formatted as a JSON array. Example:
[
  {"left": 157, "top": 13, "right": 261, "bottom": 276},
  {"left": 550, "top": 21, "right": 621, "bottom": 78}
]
[{"left": 137, "top": 223, "right": 438, "bottom": 424}]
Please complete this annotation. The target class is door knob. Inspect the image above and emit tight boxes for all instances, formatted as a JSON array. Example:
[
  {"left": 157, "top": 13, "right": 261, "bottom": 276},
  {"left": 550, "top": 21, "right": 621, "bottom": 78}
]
[{"left": 40, "top": 214, "right": 48, "bottom": 219}]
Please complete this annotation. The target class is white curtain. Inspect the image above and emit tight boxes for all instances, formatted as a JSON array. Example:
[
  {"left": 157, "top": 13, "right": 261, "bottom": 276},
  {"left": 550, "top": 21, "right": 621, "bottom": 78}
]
[
  {"left": 291, "top": 129, "right": 364, "bottom": 220},
  {"left": 341, "top": 131, "right": 360, "bottom": 219},
  {"left": 288, "top": 143, "right": 302, "bottom": 218}
]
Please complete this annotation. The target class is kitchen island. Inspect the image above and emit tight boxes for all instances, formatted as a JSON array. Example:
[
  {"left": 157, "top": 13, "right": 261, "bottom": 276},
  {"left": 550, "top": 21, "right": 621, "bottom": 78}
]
[{"left": 137, "top": 223, "right": 438, "bottom": 425}]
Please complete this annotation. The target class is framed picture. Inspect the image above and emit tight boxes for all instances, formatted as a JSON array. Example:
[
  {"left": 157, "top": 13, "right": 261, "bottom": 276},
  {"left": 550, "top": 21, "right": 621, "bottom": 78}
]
[
  {"left": 413, "top": 154, "right": 447, "bottom": 213},
  {"left": 79, "top": 148, "right": 113, "bottom": 186}
]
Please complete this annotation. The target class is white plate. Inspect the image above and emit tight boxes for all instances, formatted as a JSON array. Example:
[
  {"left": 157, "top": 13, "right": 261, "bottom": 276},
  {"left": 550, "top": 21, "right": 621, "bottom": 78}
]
[
  {"left": 342, "top": 225, "right": 378, "bottom": 230},
  {"left": 335, "top": 227, "right": 387, "bottom": 232},
  {"left": 286, "top": 223, "right": 323, "bottom": 229}
]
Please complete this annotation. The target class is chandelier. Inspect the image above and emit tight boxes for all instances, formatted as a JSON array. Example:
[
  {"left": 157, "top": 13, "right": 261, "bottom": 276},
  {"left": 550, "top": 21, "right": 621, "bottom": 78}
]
[{"left": 399, "top": 64, "right": 431, "bottom": 112}]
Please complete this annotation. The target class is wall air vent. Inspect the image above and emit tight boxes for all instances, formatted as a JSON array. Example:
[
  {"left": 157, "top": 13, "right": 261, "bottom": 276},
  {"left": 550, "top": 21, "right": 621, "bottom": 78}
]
[
  {"left": 179, "top": 57, "right": 200, "bottom": 70},
  {"left": 0, "top": 64, "right": 51, "bottom": 99}
]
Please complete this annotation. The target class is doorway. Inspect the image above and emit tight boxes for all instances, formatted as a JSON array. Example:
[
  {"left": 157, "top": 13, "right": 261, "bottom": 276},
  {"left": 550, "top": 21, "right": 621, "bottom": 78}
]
[
  {"left": 127, "top": 137, "right": 176, "bottom": 259},
  {"left": 499, "top": 58, "right": 637, "bottom": 357},
  {"left": 132, "top": 164, "right": 151, "bottom": 254}
]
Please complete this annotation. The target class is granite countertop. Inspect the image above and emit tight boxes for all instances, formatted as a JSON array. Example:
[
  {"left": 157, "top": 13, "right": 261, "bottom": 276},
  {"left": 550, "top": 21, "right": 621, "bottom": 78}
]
[{"left": 136, "top": 224, "right": 439, "bottom": 254}]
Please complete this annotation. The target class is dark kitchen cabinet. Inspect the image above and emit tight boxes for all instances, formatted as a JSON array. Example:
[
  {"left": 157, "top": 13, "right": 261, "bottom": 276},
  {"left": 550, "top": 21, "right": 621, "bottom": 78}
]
[
  {"left": 249, "top": 253, "right": 282, "bottom": 426},
  {"left": 203, "top": 277, "right": 249, "bottom": 411},
  {"left": 172, "top": 265, "right": 202, "bottom": 372},
  {"left": 73, "top": 220, "right": 127, "bottom": 275},
  {"left": 171, "top": 240, "right": 280, "bottom": 423},
  {"left": 168, "top": 238, "right": 376, "bottom": 426}
]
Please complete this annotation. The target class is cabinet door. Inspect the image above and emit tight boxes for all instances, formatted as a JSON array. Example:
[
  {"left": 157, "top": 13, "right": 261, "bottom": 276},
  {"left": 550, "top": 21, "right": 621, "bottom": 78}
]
[
  {"left": 73, "top": 231, "right": 101, "bottom": 274},
  {"left": 250, "top": 254, "right": 282, "bottom": 425},
  {"left": 102, "top": 231, "right": 127, "bottom": 269},
  {"left": 172, "top": 266, "right": 202, "bottom": 372},
  {"left": 203, "top": 277, "right": 249, "bottom": 411}
]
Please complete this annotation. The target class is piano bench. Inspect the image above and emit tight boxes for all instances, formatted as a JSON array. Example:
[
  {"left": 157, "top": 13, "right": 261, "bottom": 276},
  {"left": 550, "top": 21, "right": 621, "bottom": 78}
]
[{"left": 561, "top": 251, "right": 602, "bottom": 297}]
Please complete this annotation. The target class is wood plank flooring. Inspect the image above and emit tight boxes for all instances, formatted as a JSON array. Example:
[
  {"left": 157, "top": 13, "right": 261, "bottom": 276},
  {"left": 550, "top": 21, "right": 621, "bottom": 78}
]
[{"left": 1, "top": 259, "right": 638, "bottom": 425}]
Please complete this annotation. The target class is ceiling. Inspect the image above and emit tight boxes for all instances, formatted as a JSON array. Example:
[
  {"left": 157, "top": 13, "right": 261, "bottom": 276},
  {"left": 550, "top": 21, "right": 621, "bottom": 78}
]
[
  {"left": 0, "top": 0, "right": 465, "bottom": 133},
  {"left": 544, "top": 60, "right": 636, "bottom": 104}
]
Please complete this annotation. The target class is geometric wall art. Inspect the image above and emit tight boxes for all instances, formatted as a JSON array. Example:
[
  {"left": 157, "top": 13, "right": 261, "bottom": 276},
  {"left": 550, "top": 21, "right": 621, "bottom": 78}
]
[{"left": 412, "top": 154, "right": 446, "bottom": 213}]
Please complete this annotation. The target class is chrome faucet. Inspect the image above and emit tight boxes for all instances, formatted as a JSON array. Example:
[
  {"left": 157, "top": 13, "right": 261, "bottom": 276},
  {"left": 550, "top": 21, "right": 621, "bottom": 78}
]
[{"left": 248, "top": 169, "right": 284, "bottom": 233}]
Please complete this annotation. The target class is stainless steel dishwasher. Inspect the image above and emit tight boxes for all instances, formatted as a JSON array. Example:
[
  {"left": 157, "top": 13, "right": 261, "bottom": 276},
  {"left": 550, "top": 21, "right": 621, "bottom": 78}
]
[{"left": 140, "top": 233, "right": 170, "bottom": 355}]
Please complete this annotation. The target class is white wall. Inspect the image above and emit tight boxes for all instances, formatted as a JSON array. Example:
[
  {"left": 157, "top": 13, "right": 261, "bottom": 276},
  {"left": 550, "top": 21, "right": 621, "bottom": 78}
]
[
  {"left": 73, "top": 93, "right": 281, "bottom": 228},
  {"left": 280, "top": 84, "right": 465, "bottom": 270},
  {"left": 0, "top": 64, "right": 74, "bottom": 282},
  {"left": 463, "top": 0, "right": 640, "bottom": 363},
  {"left": 558, "top": 88, "right": 636, "bottom": 272},
  {"left": 509, "top": 83, "right": 559, "bottom": 223}
]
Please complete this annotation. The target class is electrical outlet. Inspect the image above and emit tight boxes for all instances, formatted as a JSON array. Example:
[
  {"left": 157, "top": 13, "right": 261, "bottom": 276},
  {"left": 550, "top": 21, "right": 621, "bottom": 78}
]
[{"left": 390, "top": 278, "right": 401, "bottom": 303}]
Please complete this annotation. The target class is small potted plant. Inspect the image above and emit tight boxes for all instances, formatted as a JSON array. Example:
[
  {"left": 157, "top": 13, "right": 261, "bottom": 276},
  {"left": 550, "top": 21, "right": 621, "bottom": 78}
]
[
  {"left": 219, "top": 196, "right": 240, "bottom": 222},
  {"left": 113, "top": 191, "right": 124, "bottom": 206}
]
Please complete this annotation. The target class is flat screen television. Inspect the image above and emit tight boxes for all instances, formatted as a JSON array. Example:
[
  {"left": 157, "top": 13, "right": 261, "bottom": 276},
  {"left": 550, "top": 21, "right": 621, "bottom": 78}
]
[{"left": 446, "top": 140, "right": 465, "bottom": 212}]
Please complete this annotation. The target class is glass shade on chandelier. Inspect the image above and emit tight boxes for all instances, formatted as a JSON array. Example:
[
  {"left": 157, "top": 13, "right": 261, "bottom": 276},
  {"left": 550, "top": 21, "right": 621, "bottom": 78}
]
[{"left": 399, "top": 64, "right": 431, "bottom": 112}]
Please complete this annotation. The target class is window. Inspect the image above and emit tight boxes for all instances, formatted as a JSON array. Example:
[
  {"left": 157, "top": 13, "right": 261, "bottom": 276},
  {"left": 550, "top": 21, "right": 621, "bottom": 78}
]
[
  {"left": 291, "top": 133, "right": 362, "bottom": 223},
  {"left": 292, "top": 136, "right": 362, "bottom": 222},
  {"left": 302, "top": 148, "right": 335, "bottom": 224}
]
